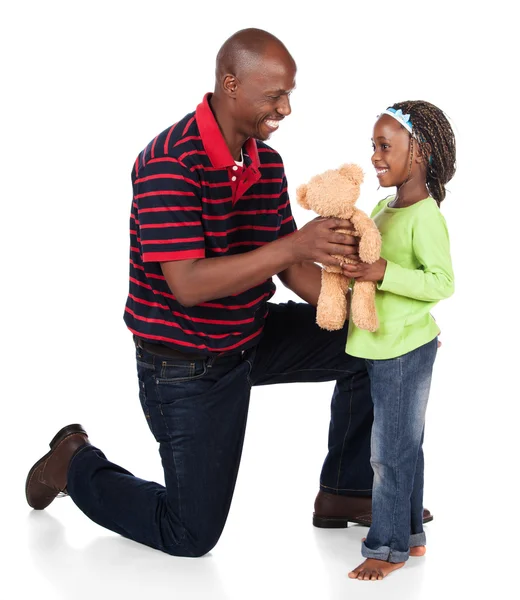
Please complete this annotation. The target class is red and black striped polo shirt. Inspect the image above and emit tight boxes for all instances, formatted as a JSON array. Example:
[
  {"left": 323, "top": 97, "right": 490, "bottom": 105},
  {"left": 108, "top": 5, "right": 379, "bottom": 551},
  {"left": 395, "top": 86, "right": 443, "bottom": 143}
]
[{"left": 124, "top": 93, "right": 297, "bottom": 354}]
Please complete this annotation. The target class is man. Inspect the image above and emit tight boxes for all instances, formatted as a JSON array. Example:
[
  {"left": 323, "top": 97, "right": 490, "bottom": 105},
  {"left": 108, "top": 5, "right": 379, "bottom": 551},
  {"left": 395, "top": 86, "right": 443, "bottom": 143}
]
[{"left": 25, "top": 28, "right": 431, "bottom": 557}]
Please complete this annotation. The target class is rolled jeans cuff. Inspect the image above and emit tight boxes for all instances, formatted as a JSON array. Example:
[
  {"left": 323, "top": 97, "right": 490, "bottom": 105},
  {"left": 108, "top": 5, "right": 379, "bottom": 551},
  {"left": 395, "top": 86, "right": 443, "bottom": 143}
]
[
  {"left": 361, "top": 541, "right": 409, "bottom": 564},
  {"left": 409, "top": 532, "right": 426, "bottom": 547}
]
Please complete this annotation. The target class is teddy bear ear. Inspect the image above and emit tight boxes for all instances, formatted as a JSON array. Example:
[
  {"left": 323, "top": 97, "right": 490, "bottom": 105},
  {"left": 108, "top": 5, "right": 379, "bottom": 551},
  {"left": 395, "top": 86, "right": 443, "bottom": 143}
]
[
  {"left": 339, "top": 163, "right": 364, "bottom": 185},
  {"left": 296, "top": 184, "right": 310, "bottom": 209}
]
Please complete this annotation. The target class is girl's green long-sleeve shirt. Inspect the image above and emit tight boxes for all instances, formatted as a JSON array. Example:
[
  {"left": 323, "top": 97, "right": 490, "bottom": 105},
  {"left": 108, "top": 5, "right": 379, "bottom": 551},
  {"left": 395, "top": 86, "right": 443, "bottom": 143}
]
[{"left": 346, "top": 196, "right": 454, "bottom": 360}]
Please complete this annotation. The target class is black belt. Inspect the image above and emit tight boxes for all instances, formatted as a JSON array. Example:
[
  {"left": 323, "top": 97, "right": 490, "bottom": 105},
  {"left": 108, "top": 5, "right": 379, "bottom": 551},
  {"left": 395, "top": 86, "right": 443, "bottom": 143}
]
[{"left": 134, "top": 336, "right": 210, "bottom": 360}]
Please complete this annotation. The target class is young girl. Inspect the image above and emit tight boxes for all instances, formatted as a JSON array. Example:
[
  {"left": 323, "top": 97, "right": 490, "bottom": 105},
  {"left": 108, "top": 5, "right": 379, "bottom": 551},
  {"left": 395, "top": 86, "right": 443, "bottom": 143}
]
[{"left": 344, "top": 101, "right": 456, "bottom": 581}]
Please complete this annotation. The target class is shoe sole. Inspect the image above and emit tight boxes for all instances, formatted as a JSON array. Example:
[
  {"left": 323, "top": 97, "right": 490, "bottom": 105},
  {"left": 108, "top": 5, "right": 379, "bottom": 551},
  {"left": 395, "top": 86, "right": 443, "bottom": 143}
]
[
  {"left": 312, "top": 514, "right": 434, "bottom": 528},
  {"left": 25, "top": 424, "right": 87, "bottom": 507}
]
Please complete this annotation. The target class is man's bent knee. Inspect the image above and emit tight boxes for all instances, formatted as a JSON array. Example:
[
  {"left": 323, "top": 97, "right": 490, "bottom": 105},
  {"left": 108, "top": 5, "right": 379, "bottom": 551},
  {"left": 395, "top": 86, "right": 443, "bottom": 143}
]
[{"left": 162, "top": 533, "right": 219, "bottom": 558}]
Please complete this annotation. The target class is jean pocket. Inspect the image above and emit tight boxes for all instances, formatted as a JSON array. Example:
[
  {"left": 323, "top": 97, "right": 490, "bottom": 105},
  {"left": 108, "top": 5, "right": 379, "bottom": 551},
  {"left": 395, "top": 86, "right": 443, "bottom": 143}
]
[{"left": 155, "top": 359, "right": 208, "bottom": 384}]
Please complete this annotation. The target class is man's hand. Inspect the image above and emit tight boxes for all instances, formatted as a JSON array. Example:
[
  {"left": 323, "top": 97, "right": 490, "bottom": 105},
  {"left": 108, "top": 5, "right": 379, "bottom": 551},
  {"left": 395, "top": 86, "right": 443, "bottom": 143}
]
[
  {"left": 290, "top": 217, "right": 359, "bottom": 266},
  {"left": 159, "top": 218, "right": 360, "bottom": 308},
  {"left": 342, "top": 257, "right": 387, "bottom": 283}
]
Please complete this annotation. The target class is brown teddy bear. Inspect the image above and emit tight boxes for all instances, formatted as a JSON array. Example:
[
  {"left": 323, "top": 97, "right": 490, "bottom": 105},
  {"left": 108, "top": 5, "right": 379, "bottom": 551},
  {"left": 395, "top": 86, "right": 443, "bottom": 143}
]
[{"left": 296, "top": 163, "right": 381, "bottom": 332}]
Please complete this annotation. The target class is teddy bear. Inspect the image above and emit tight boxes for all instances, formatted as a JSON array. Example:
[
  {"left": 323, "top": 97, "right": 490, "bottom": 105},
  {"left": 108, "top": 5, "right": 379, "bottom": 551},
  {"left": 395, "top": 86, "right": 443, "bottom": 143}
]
[{"left": 296, "top": 163, "right": 381, "bottom": 332}]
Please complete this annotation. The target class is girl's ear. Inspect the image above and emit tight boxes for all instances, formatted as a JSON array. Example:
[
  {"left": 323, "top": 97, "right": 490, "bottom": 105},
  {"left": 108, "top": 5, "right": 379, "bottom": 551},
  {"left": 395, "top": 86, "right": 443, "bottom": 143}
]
[{"left": 415, "top": 140, "right": 432, "bottom": 164}]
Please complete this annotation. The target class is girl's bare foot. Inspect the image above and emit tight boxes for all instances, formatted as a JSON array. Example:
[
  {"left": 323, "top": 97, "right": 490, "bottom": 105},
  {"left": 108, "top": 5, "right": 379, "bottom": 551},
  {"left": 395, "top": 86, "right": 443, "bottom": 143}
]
[
  {"left": 361, "top": 537, "right": 426, "bottom": 557},
  {"left": 348, "top": 558, "right": 405, "bottom": 580}
]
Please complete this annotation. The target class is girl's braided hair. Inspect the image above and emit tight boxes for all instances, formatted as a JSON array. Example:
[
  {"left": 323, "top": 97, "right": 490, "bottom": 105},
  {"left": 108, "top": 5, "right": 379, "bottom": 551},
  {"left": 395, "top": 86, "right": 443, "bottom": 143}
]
[{"left": 391, "top": 100, "right": 456, "bottom": 205}]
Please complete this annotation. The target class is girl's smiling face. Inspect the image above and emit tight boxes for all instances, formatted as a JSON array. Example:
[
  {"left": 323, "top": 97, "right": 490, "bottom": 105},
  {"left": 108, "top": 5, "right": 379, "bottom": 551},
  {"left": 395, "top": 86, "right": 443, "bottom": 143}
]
[{"left": 371, "top": 114, "right": 414, "bottom": 188}]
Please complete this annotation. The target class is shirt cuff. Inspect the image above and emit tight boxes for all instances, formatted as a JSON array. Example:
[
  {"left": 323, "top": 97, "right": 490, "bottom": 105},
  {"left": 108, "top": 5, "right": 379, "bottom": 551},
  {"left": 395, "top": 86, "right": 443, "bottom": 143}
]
[{"left": 377, "top": 260, "right": 399, "bottom": 292}]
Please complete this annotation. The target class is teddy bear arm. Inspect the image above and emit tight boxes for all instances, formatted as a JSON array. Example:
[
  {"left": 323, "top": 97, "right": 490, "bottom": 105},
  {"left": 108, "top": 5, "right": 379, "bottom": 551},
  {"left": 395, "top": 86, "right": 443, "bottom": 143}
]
[{"left": 350, "top": 209, "right": 382, "bottom": 264}]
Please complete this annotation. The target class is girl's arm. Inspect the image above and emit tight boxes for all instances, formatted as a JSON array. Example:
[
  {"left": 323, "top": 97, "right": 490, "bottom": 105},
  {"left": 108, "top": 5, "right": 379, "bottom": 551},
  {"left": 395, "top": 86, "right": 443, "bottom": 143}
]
[
  {"left": 343, "top": 208, "right": 454, "bottom": 302},
  {"left": 378, "top": 211, "right": 454, "bottom": 301}
]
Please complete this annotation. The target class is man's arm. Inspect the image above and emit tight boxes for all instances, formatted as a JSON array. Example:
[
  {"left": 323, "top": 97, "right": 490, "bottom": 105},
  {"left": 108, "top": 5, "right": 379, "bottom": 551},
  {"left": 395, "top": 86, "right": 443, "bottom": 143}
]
[
  {"left": 277, "top": 261, "right": 322, "bottom": 306},
  {"left": 161, "top": 217, "right": 359, "bottom": 307}
]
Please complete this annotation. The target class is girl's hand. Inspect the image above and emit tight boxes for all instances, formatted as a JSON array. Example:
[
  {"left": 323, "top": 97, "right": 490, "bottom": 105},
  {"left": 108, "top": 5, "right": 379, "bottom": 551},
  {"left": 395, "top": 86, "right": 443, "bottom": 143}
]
[{"left": 342, "top": 258, "right": 387, "bottom": 283}]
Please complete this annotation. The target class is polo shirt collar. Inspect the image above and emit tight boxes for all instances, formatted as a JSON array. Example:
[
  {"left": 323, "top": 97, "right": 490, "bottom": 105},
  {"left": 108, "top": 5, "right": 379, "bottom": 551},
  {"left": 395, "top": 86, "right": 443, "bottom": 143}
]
[{"left": 196, "top": 93, "right": 260, "bottom": 170}]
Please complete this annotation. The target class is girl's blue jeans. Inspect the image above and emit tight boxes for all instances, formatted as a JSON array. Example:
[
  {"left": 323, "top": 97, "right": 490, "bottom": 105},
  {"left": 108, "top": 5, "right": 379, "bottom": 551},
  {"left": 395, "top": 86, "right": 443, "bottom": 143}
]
[{"left": 362, "top": 337, "right": 438, "bottom": 563}]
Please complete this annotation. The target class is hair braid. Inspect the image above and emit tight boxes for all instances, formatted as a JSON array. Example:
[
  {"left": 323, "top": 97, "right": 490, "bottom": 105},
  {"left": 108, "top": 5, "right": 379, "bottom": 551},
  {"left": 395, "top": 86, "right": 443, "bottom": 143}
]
[{"left": 390, "top": 100, "right": 456, "bottom": 205}]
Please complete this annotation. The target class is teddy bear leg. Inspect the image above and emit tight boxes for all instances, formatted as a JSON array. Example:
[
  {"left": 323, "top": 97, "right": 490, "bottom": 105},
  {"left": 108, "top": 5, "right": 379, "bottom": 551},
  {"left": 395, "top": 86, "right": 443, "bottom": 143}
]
[
  {"left": 317, "top": 270, "right": 349, "bottom": 331},
  {"left": 351, "top": 281, "right": 379, "bottom": 332}
]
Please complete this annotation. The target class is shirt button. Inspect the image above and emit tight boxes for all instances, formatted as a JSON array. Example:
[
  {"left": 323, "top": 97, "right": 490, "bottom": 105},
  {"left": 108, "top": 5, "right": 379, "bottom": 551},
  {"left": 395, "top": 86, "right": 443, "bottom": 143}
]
[
  {"left": 231, "top": 176, "right": 237, "bottom": 181},
  {"left": 232, "top": 165, "right": 238, "bottom": 171}
]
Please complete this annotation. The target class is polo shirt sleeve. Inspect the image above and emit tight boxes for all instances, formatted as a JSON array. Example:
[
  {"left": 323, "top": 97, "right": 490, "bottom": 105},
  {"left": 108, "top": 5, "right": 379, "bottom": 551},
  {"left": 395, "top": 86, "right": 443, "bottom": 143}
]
[
  {"left": 278, "top": 174, "right": 297, "bottom": 237},
  {"left": 379, "top": 205, "right": 455, "bottom": 301},
  {"left": 133, "top": 160, "right": 205, "bottom": 263}
]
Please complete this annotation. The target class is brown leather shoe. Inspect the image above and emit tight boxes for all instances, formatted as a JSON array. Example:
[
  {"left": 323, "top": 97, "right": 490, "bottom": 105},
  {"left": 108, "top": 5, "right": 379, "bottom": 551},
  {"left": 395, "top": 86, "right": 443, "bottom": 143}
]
[
  {"left": 313, "top": 490, "right": 433, "bottom": 528},
  {"left": 26, "top": 424, "right": 90, "bottom": 510}
]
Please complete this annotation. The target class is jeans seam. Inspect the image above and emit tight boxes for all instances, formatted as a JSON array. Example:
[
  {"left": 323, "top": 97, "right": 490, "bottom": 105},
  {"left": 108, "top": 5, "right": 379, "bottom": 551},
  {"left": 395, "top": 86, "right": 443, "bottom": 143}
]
[
  {"left": 320, "top": 483, "right": 372, "bottom": 492},
  {"left": 390, "top": 357, "right": 402, "bottom": 549},
  {"left": 335, "top": 372, "right": 355, "bottom": 490},
  {"left": 259, "top": 367, "right": 354, "bottom": 379},
  {"left": 245, "top": 359, "right": 254, "bottom": 387},
  {"left": 158, "top": 403, "right": 184, "bottom": 528},
  {"left": 139, "top": 378, "right": 151, "bottom": 426}
]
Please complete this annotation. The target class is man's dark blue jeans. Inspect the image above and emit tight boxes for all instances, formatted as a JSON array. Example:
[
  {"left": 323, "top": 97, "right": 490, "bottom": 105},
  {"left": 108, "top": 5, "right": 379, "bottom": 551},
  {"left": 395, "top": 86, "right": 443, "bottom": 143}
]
[{"left": 67, "top": 302, "right": 373, "bottom": 556}]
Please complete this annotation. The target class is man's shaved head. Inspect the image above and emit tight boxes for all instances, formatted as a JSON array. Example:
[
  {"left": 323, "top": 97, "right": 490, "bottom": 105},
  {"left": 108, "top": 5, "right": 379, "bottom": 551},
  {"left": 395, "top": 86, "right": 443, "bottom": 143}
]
[
  {"left": 210, "top": 28, "right": 296, "bottom": 148},
  {"left": 215, "top": 28, "right": 295, "bottom": 82}
]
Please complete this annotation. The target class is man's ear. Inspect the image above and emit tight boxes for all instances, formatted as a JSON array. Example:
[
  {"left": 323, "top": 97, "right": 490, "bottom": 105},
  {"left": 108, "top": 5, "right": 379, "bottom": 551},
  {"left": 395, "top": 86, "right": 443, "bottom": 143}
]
[{"left": 223, "top": 75, "right": 238, "bottom": 98}]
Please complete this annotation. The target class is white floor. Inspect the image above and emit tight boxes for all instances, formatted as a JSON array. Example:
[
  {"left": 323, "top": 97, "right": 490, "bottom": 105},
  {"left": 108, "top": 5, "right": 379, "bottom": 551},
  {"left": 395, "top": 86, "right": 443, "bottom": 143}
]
[{"left": 6, "top": 371, "right": 518, "bottom": 600}]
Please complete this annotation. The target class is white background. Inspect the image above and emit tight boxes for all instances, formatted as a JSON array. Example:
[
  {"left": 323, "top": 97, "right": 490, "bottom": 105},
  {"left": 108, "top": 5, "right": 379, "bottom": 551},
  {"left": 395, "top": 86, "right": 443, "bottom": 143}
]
[{"left": 1, "top": 1, "right": 518, "bottom": 598}]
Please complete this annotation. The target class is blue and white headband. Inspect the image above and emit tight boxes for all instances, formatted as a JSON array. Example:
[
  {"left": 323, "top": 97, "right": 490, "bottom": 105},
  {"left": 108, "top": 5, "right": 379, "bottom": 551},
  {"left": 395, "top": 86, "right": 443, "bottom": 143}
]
[
  {"left": 381, "top": 107, "right": 413, "bottom": 134},
  {"left": 380, "top": 107, "right": 434, "bottom": 165}
]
